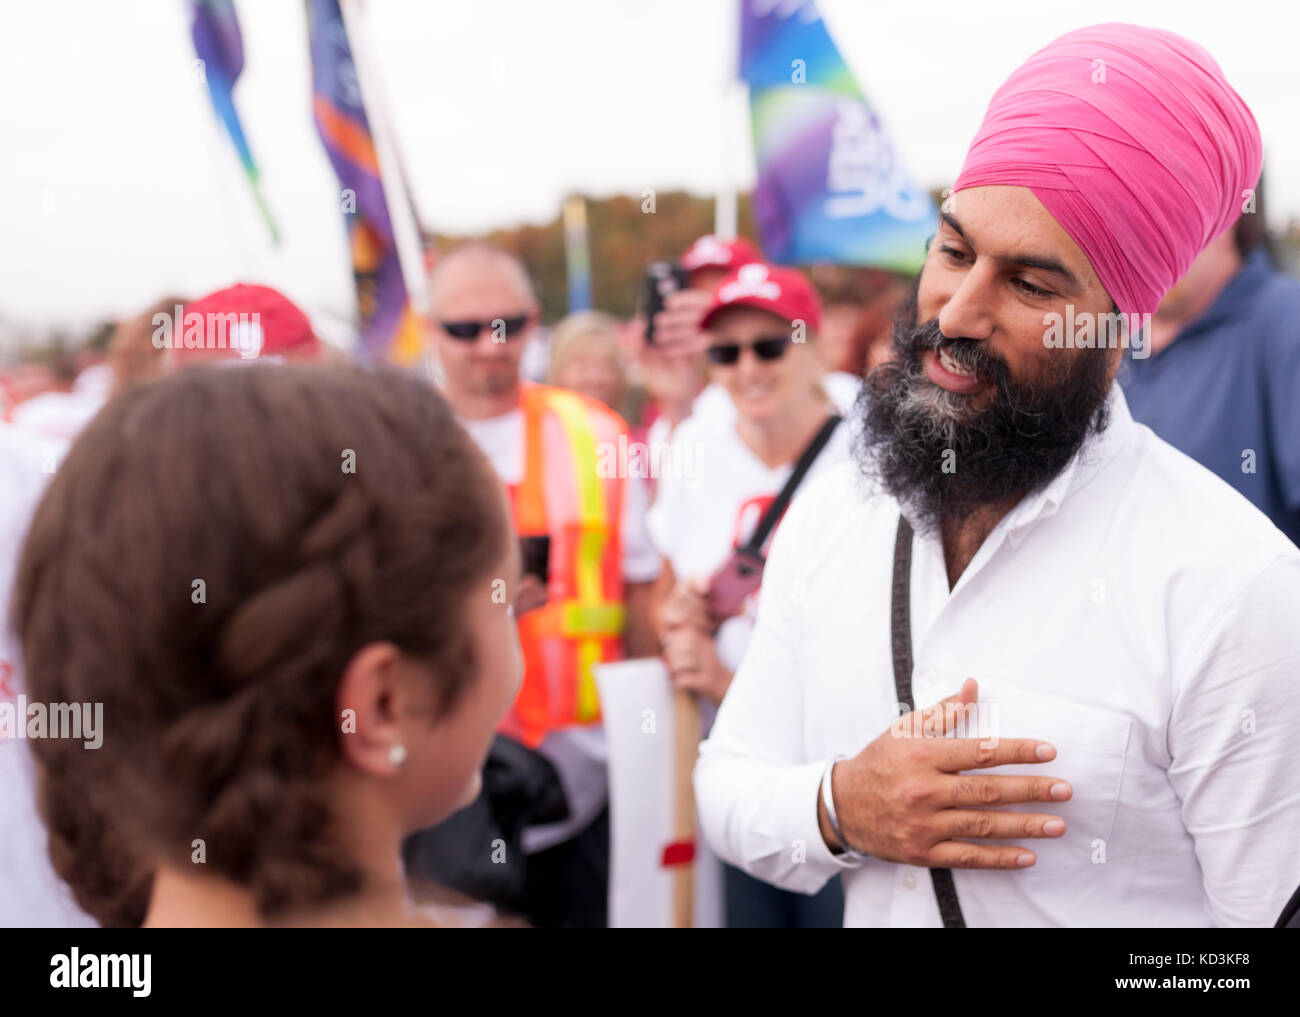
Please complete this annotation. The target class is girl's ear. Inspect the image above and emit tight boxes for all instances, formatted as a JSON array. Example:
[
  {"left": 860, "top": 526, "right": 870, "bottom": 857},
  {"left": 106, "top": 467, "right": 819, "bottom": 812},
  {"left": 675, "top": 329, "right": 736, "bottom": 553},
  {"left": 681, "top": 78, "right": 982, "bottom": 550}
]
[{"left": 336, "top": 642, "right": 407, "bottom": 778}]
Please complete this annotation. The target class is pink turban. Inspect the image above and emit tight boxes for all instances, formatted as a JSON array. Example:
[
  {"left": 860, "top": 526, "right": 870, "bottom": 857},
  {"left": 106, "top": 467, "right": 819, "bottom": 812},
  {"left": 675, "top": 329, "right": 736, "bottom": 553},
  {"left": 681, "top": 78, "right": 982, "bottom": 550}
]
[{"left": 953, "top": 23, "right": 1262, "bottom": 319}]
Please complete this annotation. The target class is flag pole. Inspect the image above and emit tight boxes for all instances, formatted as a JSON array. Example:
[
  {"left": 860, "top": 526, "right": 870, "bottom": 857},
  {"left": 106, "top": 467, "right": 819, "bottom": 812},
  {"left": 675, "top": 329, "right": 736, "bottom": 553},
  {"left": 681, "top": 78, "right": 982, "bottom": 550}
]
[
  {"left": 672, "top": 688, "right": 700, "bottom": 928},
  {"left": 562, "top": 194, "right": 592, "bottom": 313},
  {"left": 714, "top": 0, "right": 741, "bottom": 240},
  {"left": 337, "top": 0, "right": 429, "bottom": 317},
  {"left": 715, "top": 98, "right": 738, "bottom": 241}
]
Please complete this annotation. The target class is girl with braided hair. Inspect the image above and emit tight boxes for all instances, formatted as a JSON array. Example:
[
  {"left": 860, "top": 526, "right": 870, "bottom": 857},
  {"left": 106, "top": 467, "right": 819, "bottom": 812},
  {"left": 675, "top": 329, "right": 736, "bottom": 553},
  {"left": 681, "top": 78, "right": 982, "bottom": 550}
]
[{"left": 12, "top": 363, "right": 523, "bottom": 926}]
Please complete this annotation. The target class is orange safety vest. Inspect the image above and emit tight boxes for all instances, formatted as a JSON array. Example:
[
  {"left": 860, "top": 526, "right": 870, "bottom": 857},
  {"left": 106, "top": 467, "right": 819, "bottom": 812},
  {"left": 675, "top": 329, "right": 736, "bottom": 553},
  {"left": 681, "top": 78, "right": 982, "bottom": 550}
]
[{"left": 501, "top": 383, "right": 627, "bottom": 749}]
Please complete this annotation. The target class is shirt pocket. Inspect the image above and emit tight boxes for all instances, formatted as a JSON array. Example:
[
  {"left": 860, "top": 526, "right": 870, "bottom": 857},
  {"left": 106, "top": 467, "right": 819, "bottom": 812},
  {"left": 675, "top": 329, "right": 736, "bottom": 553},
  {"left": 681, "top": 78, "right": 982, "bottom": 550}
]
[{"left": 960, "top": 683, "right": 1132, "bottom": 875}]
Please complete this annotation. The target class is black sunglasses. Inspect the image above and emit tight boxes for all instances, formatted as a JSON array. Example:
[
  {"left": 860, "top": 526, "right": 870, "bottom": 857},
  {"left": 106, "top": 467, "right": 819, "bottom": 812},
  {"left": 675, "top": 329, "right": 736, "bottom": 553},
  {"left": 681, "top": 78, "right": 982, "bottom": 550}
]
[
  {"left": 439, "top": 314, "right": 529, "bottom": 341},
  {"left": 705, "top": 335, "right": 792, "bottom": 366}
]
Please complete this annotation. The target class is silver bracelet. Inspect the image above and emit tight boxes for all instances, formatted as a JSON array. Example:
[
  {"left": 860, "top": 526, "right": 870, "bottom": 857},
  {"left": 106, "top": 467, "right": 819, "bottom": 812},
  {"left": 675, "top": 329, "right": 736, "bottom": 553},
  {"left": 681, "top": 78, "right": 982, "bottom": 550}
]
[{"left": 821, "top": 755, "right": 869, "bottom": 861}]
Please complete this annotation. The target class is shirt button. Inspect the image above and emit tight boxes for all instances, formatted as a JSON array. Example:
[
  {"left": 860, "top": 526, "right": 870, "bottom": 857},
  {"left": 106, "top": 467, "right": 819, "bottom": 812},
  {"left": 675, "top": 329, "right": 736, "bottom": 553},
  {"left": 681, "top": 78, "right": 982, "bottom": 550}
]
[{"left": 902, "top": 874, "right": 917, "bottom": 890}]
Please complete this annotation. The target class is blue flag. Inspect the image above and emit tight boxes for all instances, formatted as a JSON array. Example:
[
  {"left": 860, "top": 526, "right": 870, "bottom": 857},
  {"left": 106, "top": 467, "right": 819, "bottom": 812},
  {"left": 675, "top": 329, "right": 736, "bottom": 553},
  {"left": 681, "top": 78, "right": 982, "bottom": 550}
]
[
  {"left": 741, "top": 0, "right": 933, "bottom": 271},
  {"left": 188, "top": 0, "right": 279, "bottom": 243}
]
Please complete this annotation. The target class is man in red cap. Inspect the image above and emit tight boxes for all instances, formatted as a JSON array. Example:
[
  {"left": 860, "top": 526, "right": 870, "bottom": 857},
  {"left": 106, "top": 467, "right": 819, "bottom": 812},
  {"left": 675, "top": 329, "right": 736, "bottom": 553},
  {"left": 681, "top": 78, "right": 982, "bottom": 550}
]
[{"left": 158, "top": 283, "right": 321, "bottom": 366}]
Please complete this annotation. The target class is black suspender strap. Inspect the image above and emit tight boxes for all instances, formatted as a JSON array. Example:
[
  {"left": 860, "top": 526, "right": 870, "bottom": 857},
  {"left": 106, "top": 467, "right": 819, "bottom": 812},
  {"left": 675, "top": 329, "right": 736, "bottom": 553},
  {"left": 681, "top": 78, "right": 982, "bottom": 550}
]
[{"left": 891, "top": 514, "right": 967, "bottom": 929}]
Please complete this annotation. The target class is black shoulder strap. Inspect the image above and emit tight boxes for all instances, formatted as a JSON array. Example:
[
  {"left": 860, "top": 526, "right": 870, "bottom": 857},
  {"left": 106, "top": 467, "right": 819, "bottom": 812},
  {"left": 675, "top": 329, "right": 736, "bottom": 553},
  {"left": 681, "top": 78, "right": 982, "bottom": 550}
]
[
  {"left": 1276, "top": 881, "right": 1300, "bottom": 928},
  {"left": 739, "top": 414, "right": 842, "bottom": 556},
  {"left": 892, "top": 514, "right": 967, "bottom": 929}
]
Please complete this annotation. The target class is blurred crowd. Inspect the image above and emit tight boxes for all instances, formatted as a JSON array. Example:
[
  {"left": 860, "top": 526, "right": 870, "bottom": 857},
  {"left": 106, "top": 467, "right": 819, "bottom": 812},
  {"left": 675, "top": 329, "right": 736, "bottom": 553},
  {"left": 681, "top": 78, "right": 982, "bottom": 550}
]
[{"left": 1, "top": 211, "right": 1297, "bottom": 928}]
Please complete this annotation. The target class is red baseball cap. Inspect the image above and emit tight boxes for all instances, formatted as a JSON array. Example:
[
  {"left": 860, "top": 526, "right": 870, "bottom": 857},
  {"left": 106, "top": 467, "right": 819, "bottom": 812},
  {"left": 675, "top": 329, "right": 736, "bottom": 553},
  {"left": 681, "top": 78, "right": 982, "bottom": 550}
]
[
  {"left": 700, "top": 263, "right": 823, "bottom": 333},
  {"left": 169, "top": 284, "right": 320, "bottom": 364},
  {"left": 679, "top": 235, "right": 763, "bottom": 275}
]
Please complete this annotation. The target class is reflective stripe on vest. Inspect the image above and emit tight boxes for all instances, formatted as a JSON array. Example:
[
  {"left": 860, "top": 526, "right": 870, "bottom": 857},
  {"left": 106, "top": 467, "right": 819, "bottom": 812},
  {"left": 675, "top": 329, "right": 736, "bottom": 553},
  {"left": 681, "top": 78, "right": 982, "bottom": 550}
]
[
  {"left": 505, "top": 384, "right": 626, "bottom": 746},
  {"left": 538, "top": 388, "right": 610, "bottom": 722}
]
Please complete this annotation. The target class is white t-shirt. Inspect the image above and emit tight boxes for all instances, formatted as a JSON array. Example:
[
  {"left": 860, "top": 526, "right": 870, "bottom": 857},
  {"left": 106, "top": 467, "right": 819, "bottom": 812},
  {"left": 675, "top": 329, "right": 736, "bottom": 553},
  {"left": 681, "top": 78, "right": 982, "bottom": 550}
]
[
  {"left": 0, "top": 425, "right": 92, "bottom": 927},
  {"left": 457, "top": 403, "right": 662, "bottom": 853},
  {"left": 646, "top": 376, "right": 861, "bottom": 672}
]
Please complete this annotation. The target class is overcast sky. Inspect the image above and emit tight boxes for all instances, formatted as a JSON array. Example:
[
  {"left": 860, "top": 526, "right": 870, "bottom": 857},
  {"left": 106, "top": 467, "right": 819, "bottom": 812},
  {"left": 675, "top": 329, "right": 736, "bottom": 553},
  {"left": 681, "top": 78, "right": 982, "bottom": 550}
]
[{"left": 2, "top": 0, "right": 1297, "bottom": 339}]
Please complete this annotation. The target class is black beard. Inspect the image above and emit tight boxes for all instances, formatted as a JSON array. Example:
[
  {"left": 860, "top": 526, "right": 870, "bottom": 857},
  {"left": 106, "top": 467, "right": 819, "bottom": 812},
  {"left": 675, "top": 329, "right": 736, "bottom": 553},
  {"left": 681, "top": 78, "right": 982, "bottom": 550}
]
[{"left": 854, "top": 285, "right": 1113, "bottom": 535}]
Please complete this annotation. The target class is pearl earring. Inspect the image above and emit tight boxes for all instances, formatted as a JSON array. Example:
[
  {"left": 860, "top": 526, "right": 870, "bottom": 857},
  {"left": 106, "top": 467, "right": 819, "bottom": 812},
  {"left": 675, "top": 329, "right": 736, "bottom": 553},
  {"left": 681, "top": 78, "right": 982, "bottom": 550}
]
[{"left": 388, "top": 743, "right": 407, "bottom": 767}]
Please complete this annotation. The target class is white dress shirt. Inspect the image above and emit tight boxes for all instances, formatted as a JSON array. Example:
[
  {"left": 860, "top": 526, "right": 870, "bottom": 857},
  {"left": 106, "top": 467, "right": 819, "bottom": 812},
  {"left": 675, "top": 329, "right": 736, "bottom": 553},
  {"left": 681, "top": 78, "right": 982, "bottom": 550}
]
[{"left": 695, "top": 386, "right": 1300, "bottom": 927}]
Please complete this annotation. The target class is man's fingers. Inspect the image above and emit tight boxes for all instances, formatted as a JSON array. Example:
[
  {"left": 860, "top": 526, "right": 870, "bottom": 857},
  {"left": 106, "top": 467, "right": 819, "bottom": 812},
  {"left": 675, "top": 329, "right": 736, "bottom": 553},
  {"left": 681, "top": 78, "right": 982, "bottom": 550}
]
[
  {"left": 663, "top": 582, "right": 710, "bottom": 631},
  {"left": 651, "top": 308, "right": 701, "bottom": 335},
  {"left": 663, "top": 288, "right": 712, "bottom": 314},
  {"left": 661, "top": 634, "right": 690, "bottom": 666},
  {"left": 675, "top": 585, "right": 708, "bottom": 617},
  {"left": 659, "top": 599, "right": 686, "bottom": 627},
  {"left": 925, "top": 841, "right": 1040, "bottom": 870},
  {"left": 892, "top": 678, "right": 979, "bottom": 738},
  {"left": 936, "top": 736, "right": 1059, "bottom": 771},
  {"left": 937, "top": 809, "right": 1067, "bottom": 842},
  {"left": 661, "top": 588, "right": 703, "bottom": 627},
  {"left": 651, "top": 293, "right": 712, "bottom": 353},
  {"left": 939, "top": 773, "right": 1073, "bottom": 808}
]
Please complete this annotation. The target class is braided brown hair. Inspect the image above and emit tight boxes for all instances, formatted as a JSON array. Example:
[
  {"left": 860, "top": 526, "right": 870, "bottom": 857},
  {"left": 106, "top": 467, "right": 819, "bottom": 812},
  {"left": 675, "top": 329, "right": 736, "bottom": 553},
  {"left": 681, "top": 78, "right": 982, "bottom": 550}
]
[{"left": 13, "top": 363, "right": 510, "bottom": 923}]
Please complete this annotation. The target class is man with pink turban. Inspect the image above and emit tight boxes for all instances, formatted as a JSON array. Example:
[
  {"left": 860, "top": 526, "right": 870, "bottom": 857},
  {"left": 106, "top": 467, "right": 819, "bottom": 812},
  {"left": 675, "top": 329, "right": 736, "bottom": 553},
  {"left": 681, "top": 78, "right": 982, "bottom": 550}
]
[{"left": 695, "top": 23, "right": 1300, "bottom": 927}]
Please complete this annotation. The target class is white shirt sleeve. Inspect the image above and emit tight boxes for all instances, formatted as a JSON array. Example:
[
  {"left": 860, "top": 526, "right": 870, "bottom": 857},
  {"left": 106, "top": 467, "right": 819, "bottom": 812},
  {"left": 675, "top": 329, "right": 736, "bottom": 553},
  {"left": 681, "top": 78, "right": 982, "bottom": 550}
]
[
  {"left": 693, "top": 490, "right": 863, "bottom": 895},
  {"left": 619, "top": 472, "right": 662, "bottom": 584},
  {"left": 1168, "top": 552, "right": 1300, "bottom": 927}
]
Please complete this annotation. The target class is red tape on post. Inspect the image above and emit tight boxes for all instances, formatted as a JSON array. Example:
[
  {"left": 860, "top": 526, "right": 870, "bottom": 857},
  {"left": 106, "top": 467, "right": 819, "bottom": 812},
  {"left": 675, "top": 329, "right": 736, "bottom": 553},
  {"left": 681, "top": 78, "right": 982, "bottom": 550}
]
[{"left": 660, "top": 840, "right": 695, "bottom": 867}]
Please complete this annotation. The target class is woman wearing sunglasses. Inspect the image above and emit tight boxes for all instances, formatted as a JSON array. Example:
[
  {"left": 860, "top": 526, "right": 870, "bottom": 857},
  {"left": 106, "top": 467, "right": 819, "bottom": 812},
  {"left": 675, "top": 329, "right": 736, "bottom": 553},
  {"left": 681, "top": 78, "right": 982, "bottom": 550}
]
[{"left": 646, "top": 262, "right": 857, "bottom": 928}]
